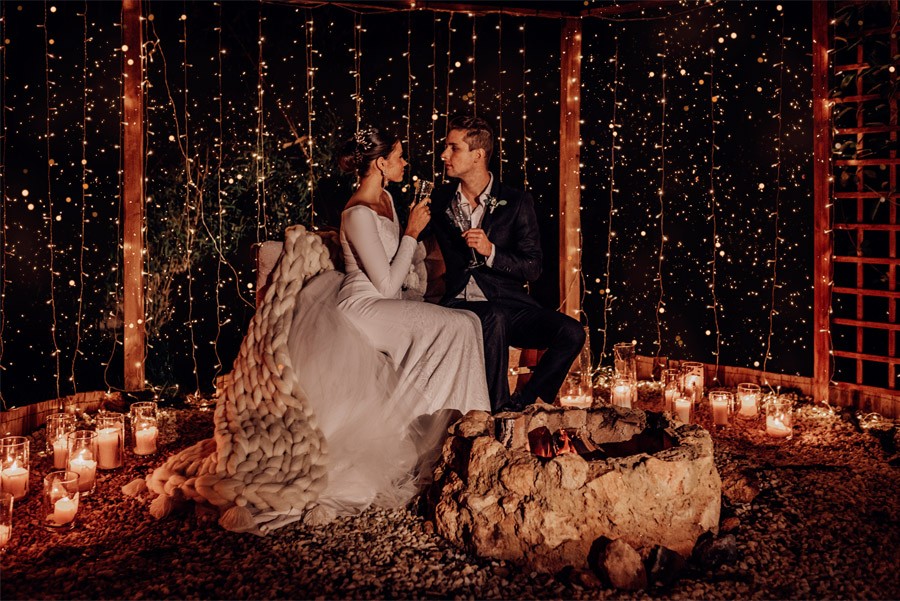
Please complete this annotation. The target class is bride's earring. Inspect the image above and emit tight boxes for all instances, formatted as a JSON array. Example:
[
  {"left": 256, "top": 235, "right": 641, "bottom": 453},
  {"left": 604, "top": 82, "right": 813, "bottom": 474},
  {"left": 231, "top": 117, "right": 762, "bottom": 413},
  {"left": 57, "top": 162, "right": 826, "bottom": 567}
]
[{"left": 380, "top": 169, "right": 387, "bottom": 189}]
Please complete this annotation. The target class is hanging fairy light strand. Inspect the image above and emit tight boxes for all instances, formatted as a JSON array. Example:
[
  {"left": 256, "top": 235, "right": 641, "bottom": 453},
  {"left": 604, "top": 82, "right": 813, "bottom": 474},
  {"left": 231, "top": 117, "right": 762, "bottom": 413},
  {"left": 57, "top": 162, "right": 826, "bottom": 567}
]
[
  {"left": 354, "top": 12, "right": 362, "bottom": 132},
  {"left": 406, "top": 11, "right": 412, "bottom": 176},
  {"left": 520, "top": 20, "right": 529, "bottom": 189},
  {"left": 44, "top": 2, "right": 62, "bottom": 398},
  {"left": 181, "top": 8, "right": 201, "bottom": 393},
  {"left": 653, "top": 39, "right": 668, "bottom": 367},
  {"left": 255, "top": 5, "right": 268, "bottom": 242},
  {"left": 496, "top": 14, "right": 503, "bottom": 180},
  {"left": 212, "top": 1, "right": 225, "bottom": 388},
  {"left": 305, "top": 9, "right": 315, "bottom": 227},
  {"left": 707, "top": 31, "right": 723, "bottom": 380},
  {"left": 763, "top": 11, "right": 787, "bottom": 383},
  {"left": 430, "top": 12, "right": 438, "bottom": 179},
  {"left": 470, "top": 14, "right": 477, "bottom": 114},
  {"left": 0, "top": 2, "right": 7, "bottom": 409},
  {"left": 444, "top": 11, "right": 454, "bottom": 160},
  {"left": 601, "top": 39, "right": 620, "bottom": 366},
  {"left": 71, "top": 0, "right": 90, "bottom": 393}
]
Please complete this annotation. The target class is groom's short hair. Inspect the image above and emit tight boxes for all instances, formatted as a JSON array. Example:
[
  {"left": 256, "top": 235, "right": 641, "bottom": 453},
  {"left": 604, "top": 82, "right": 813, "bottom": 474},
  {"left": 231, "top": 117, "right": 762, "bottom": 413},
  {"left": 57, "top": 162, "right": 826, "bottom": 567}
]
[{"left": 448, "top": 115, "right": 494, "bottom": 165}]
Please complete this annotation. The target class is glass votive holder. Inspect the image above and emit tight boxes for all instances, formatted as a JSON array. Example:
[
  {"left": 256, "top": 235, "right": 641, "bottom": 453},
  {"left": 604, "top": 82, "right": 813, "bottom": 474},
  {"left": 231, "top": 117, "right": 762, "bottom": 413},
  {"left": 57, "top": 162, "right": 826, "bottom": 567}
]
[
  {"left": 610, "top": 376, "right": 636, "bottom": 409},
  {"left": 46, "top": 413, "right": 76, "bottom": 469},
  {"left": 43, "top": 471, "right": 80, "bottom": 530},
  {"left": 0, "top": 436, "right": 30, "bottom": 501},
  {"left": 131, "top": 403, "right": 159, "bottom": 455},
  {"left": 67, "top": 431, "right": 98, "bottom": 496},
  {"left": 559, "top": 373, "right": 593, "bottom": 408},
  {"left": 765, "top": 396, "right": 794, "bottom": 440},
  {"left": 680, "top": 361, "right": 704, "bottom": 404},
  {"left": 95, "top": 412, "right": 125, "bottom": 470},
  {"left": 661, "top": 368, "right": 681, "bottom": 412},
  {"left": 0, "top": 492, "right": 13, "bottom": 547},
  {"left": 673, "top": 394, "right": 693, "bottom": 424},
  {"left": 708, "top": 390, "right": 734, "bottom": 429},
  {"left": 736, "top": 383, "right": 762, "bottom": 418}
]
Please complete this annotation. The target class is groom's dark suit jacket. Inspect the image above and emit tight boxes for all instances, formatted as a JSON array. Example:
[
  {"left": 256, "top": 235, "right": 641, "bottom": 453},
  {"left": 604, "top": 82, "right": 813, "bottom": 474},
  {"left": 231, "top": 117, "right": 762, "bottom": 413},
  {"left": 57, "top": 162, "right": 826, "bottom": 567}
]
[{"left": 430, "top": 175, "right": 542, "bottom": 309}]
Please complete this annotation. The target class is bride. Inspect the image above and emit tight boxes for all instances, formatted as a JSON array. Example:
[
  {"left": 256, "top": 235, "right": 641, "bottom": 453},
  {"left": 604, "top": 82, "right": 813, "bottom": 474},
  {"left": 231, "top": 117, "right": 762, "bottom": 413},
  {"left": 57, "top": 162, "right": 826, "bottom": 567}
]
[{"left": 286, "top": 126, "right": 491, "bottom": 520}]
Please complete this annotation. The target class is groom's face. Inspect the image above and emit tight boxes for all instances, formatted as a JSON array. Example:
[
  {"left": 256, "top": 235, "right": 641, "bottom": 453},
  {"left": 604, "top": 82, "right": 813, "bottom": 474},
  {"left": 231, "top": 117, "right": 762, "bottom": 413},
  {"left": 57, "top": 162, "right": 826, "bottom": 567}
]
[{"left": 441, "top": 129, "right": 482, "bottom": 179}]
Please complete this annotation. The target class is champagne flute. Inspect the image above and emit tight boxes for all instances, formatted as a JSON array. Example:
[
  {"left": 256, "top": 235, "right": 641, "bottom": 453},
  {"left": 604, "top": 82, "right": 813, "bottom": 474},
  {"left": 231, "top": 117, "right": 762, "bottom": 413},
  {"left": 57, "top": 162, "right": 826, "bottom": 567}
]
[{"left": 448, "top": 200, "right": 485, "bottom": 269}]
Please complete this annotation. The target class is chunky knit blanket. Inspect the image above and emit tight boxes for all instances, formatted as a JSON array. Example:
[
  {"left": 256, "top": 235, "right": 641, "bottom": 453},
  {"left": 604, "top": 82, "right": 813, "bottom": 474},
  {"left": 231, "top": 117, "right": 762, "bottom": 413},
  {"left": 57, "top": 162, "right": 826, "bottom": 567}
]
[{"left": 139, "top": 225, "right": 333, "bottom": 534}]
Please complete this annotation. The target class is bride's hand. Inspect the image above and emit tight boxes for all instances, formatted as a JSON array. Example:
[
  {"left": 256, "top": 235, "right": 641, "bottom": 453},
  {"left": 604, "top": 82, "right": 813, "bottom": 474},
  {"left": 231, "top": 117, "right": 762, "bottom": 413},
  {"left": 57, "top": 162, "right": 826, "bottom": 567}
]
[{"left": 405, "top": 198, "right": 431, "bottom": 239}]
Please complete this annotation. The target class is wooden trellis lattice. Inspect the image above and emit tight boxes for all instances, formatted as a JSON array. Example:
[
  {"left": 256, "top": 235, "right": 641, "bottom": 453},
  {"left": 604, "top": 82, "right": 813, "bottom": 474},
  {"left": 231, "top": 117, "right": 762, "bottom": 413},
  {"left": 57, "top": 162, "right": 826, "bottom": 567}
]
[{"left": 814, "top": 0, "right": 899, "bottom": 413}]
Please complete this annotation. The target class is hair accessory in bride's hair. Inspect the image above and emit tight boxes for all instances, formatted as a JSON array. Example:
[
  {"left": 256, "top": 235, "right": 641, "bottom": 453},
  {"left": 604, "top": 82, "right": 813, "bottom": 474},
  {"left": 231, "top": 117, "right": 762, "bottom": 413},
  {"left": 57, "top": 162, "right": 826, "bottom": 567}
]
[{"left": 353, "top": 126, "right": 378, "bottom": 150}]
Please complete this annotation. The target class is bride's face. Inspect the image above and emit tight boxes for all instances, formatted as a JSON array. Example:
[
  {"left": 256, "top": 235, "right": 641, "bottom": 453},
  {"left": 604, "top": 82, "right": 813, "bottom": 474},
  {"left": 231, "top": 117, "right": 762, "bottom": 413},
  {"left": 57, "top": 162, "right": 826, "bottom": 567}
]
[{"left": 376, "top": 141, "right": 407, "bottom": 184}]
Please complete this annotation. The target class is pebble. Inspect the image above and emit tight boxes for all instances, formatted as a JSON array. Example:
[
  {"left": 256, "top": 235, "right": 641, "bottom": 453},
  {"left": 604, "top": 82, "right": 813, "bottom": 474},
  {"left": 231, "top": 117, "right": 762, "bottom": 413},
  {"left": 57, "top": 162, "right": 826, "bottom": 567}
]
[{"left": 1, "top": 403, "right": 898, "bottom": 600}]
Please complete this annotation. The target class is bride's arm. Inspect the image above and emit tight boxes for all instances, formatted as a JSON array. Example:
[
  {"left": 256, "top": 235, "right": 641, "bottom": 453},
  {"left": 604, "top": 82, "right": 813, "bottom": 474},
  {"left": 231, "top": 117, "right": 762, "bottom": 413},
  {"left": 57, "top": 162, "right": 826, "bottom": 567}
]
[{"left": 343, "top": 208, "right": 418, "bottom": 298}]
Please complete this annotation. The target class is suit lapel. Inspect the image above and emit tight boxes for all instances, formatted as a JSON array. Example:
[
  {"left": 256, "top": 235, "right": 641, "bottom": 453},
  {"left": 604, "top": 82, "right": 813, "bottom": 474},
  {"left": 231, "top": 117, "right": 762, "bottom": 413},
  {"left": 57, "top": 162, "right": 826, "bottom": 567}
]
[{"left": 479, "top": 175, "right": 503, "bottom": 233}]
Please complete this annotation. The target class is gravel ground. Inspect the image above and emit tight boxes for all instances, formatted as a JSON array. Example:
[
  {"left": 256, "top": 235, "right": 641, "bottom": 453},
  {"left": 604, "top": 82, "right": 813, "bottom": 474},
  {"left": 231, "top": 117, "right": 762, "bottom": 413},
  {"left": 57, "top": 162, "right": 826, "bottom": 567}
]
[{"left": 1, "top": 391, "right": 898, "bottom": 600}]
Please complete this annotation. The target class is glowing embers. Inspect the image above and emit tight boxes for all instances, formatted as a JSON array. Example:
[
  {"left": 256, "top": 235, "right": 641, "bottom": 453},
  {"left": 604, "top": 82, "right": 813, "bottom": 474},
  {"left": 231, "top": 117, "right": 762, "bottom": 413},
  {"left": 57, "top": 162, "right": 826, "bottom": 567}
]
[{"left": 526, "top": 423, "right": 678, "bottom": 461}]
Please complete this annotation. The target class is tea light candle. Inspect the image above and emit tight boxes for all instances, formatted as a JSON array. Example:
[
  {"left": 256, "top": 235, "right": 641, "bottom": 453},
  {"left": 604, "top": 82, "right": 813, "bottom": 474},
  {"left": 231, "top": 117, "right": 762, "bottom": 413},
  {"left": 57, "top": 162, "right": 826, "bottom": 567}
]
[
  {"left": 0, "top": 524, "right": 9, "bottom": 546},
  {"left": 68, "top": 452, "right": 97, "bottom": 493},
  {"left": 559, "top": 394, "right": 592, "bottom": 409},
  {"left": 0, "top": 463, "right": 29, "bottom": 500},
  {"left": 134, "top": 426, "right": 158, "bottom": 455},
  {"left": 711, "top": 396, "right": 729, "bottom": 426},
  {"left": 52, "top": 437, "right": 68, "bottom": 470},
  {"left": 766, "top": 415, "right": 792, "bottom": 438},
  {"left": 738, "top": 393, "right": 758, "bottom": 417},
  {"left": 674, "top": 397, "right": 692, "bottom": 423},
  {"left": 96, "top": 427, "right": 121, "bottom": 469},
  {"left": 49, "top": 495, "right": 77, "bottom": 526}
]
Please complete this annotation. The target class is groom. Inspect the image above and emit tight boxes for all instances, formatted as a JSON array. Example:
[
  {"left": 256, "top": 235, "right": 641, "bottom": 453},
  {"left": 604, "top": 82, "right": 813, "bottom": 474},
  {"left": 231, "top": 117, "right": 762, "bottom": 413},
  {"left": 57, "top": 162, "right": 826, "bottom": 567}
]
[{"left": 430, "top": 114, "right": 586, "bottom": 413}]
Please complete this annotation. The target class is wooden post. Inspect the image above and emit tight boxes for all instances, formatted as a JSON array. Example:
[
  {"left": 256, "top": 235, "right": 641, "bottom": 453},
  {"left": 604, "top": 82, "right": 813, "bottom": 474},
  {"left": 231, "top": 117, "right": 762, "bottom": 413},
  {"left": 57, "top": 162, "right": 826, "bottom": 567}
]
[
  {"left": 122, "top": 0, "right": 145, "bottom": 391},
  {"left": 559, "top": 17, "right": 582, "bottom": 322},
  {"left": 811, "top": 1, "right": 832, "bottom": 404}
]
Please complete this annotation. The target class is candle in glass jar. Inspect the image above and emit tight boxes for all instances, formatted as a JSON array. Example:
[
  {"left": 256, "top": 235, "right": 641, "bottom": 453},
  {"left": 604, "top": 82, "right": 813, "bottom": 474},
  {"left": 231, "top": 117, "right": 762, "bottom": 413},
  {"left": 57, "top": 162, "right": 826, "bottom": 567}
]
[
  {"left": 96, "top": 427, "right": 121, "bottom": 469},
  {"left": 766, "top": 415, "right": 792, "bottom": 438},
  {"left": 711, "top": 396, "right": 730, "bottom": 426},
  {"left": 0, "top": 463, "right": 29, "bottom": 500},
  {"left": 664, "top": 388, "right": 677, "bottom": 412},
  {"left": 49, "top": 495, "right": 77, "bottom": 526},
  {"left": 559, "top": 394, "right": 592, "bottom": 409},
  {"left": 611, "top": 384, "right": 632, "bottom": 408},
  {"left": 738, "top": 393, "right": 758, "bottom": 417},
  {"left": 134, "top": 426, "right": 158, "bottom": 455},
  {"left": 0, "top": 524, "right": 9, "bottom": 546},
  {"left": 674, "top": 397, "right": 692, "bottom": 423},
  {"left": 52, "top": 437, "right": 68, "bottom": 470},
  {"left": 68, "top": 452, "right": 96, "bottom": 493}
]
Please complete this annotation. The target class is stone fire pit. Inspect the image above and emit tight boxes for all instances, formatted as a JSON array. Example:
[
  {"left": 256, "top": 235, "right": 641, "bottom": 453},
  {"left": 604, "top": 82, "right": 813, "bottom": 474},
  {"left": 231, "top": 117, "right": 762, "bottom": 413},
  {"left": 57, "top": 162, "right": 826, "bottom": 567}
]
[{"left": 428, "top": 403, "right": 721, "bottom": 573}]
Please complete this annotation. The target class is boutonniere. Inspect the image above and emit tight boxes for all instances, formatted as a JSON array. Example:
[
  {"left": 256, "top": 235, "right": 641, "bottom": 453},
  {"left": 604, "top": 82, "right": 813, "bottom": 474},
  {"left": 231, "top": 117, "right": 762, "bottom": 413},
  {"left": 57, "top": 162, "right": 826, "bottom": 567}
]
[{"left": 484, "top": 195, "right": 507, "bottom": 214}]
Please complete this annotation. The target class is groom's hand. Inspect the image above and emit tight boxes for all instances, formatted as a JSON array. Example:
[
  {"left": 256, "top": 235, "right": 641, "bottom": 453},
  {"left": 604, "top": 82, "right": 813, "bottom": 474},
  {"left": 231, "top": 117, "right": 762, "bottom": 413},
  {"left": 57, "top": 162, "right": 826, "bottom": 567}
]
[{"left": 463, "top": 228, "right": 493, "bottom": 257}]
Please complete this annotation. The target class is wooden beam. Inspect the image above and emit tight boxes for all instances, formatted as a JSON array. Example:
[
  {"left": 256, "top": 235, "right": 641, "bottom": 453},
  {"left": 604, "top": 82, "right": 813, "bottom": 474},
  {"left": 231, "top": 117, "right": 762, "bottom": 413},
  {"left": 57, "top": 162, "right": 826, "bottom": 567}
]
[
  {"left": 122, "top": 0, "right": 146, "bottom": 391},
  {"left": 559, "top": 17, "right": 582, "bottom": 322},
  {"left": 812, "top": 0, "right": 832, "bottom": 405}
]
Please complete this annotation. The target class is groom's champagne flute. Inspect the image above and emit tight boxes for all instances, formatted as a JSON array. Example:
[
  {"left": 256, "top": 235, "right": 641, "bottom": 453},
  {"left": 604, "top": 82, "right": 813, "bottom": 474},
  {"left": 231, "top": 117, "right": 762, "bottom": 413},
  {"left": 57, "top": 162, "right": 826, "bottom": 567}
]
[{"left": 448, "top": 201, "right": 485, "bottom": 269}]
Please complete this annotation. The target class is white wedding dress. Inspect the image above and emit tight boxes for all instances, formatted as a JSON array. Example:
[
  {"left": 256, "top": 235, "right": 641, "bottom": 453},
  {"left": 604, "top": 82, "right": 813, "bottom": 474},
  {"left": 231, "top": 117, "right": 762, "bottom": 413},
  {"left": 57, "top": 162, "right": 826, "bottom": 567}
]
[{"left": 286, "top": 191, "right": 490, "bottom": 521}]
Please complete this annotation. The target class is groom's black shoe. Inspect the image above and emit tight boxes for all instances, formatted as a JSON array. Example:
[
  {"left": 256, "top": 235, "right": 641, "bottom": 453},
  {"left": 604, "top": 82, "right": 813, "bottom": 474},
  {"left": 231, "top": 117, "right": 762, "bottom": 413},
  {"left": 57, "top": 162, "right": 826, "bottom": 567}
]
[{"left": 495, "top": 391, "right": 530, "bottom": 414}]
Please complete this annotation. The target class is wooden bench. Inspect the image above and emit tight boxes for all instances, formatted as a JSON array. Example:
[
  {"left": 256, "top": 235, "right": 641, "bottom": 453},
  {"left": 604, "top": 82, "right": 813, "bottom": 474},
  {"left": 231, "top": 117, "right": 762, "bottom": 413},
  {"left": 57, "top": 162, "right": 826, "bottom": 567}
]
[{"left": 253, "top": 231, "right": 541, "bottom": 394}]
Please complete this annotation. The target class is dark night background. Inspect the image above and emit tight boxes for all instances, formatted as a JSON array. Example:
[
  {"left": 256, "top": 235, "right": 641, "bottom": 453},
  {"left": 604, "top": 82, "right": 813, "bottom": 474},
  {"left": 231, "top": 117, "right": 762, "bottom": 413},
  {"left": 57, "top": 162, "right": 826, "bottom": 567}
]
[{"left": 1, "top": 1, "right": 823, "bottom": 408}]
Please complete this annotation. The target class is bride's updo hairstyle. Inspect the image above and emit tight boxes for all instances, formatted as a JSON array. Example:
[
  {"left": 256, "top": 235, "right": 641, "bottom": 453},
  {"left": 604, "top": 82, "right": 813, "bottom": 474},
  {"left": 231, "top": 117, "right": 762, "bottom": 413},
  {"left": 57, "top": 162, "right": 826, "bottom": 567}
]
[{"left": 337, "top": 126, "right": 399, "bottom": 178}]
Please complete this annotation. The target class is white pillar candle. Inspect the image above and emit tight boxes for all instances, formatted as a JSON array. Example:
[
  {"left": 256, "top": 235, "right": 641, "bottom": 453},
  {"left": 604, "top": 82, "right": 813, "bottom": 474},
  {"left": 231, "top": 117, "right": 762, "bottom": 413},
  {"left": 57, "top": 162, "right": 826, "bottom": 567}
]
[
  {"left": 711, "top": 397, "right": 730, "bottom": 426},
  {"left": 738, "top": 393, "right": 758, "bottom": 417},
  {"left": 52, "top": 437, "right": 68, "bottom": 470},
  {"left": 766, "top": 415, "right": 792, "bottom": 438},
  {"left": 0, "top": 465, "right": 29, "bottom": 500},
  {"left": 0, "top": 524, "right": 9, "bottom": 546},
  {"left": 96, "top": 427, "right": 121, "bottom": 469},
  {"left": 674, "top": 397, "right": 692, "bottom": 423},
  {"left": 68, "top": 453, "right": 97, "bottom": 493},
  {"left": 49, "top": 496, "right": 78, "bottom": 526},
  {"left": 134, "top": 426, "right": 158, "bottom": 455},
  {"left": 611, "top": 384, "right": 632, "bottom": 408}
]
